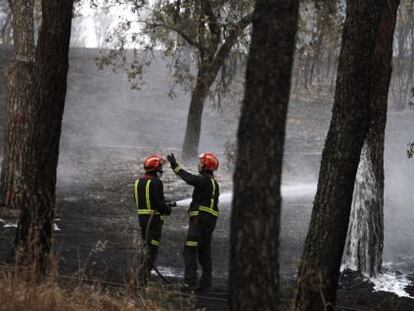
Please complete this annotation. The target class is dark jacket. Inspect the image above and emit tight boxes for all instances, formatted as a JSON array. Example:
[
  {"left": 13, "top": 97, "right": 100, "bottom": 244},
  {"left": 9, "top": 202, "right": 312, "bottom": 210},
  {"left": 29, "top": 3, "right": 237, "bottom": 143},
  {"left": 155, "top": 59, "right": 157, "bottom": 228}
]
[
  {"left": 133, "top": 172, "right": 169, "bottom": 216},
  {"left": 174, "top": 166, "right": 219, "bottom": 221}
]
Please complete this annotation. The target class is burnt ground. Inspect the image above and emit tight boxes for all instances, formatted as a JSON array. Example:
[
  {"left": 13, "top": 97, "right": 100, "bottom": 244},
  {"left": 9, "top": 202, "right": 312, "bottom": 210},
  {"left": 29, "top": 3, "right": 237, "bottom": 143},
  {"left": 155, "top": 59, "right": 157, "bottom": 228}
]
[
  {"left": 3, "top": 148, "right": 414, "bottom": 311},
  {"left": 0, "top": 48, "right": 414, "bottom": 309},
  {"left": 1, "top": 147, "right": 414, "bottom": 311}
]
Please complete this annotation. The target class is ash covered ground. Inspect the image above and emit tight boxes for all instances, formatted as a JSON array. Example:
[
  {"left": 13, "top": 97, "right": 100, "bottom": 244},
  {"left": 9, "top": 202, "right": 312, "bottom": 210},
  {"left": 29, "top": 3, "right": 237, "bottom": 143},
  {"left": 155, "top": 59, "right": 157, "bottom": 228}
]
[{"left": 0, "top": 48, "right": 414, "bottom": 309}]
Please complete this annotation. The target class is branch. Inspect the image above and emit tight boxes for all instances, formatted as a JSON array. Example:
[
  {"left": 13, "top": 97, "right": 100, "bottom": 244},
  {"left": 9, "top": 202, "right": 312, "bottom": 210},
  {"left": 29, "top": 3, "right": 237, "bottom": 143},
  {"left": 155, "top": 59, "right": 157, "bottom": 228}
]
[
  {"left": 201, "top": 0, "right": 220, "bottom": 48},
  {"left": 152, "top": 11, "right": 203, "bottom": 50},
  {"left": 174, "top": 0, "right": 181, "bottom": 23},
  {"left": 211, "top": 12, "right": 253, "bottom": 73}
]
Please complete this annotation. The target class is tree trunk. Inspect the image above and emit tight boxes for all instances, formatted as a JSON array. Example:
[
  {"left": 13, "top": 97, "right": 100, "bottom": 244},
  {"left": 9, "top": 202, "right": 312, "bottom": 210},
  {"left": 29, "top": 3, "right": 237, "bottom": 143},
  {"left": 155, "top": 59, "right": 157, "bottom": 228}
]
[
  {"left": 326, "top": 46, "right": 333, "bottom": 79},
  {"left": 181, "top": 69, "right": 215, "bottom": 161},
  {"left": 394, "top": 9, "right": 407, "bottom": 111},
  {"left": 180, "top": 9, "right": 253, "bottom": 161},
  {"left": 303, "top": 53, "right": 312, "bottom": 90},
  {"left": 1, "top": 0, "right": 37, "bottom": 210},
  {"left": 405, "top": 14, "right": 414, "bottom": 99},
  {"left": 292, "top": 1, "right": 384, "bottom": 310},
  {"left": 229, "top": 1, "right": 299, "bottom": 310},
  {"left": 15, "top": 0, "right": 74, "bottom": 275},
  {"left": 344, "top": 0, "right": 399, "bottom": 277}
]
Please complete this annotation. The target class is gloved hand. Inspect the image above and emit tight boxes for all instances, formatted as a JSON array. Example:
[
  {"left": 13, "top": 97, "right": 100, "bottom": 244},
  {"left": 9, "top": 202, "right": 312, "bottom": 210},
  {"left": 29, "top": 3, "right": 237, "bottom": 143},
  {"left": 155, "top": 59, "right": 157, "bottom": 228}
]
[
  {"left": 166, "top": 200, "right": 177, "bottom": 208},
  {"left": 167, "top": 153, "right": 178, "bottom": 170},
  {"left": 160, "top": 201, "right": 176, "bottom": 216},
  {"left": 161, "top": 205, "right": 172, "bottom": 216}
]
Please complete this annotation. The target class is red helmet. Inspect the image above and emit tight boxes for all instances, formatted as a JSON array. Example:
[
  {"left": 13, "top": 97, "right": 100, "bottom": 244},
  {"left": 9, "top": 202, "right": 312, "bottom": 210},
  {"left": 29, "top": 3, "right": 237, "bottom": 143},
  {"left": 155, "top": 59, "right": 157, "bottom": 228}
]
[
  {"left": 143, "top": 154, "right": 166, "bottom": 172},
  {"left": 198, "top": 152, "right": 219, "bottom": 171}
]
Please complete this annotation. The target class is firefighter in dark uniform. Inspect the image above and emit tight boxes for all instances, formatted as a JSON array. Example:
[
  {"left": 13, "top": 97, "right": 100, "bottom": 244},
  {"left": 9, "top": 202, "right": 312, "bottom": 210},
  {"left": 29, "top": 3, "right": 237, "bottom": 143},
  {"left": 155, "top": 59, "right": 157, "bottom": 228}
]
[
  {"left": 134, "top": 155, "right": 171, "bottom": 284},
  {"left": 167, "top": 152, "right": 220, "bottom": 292}
]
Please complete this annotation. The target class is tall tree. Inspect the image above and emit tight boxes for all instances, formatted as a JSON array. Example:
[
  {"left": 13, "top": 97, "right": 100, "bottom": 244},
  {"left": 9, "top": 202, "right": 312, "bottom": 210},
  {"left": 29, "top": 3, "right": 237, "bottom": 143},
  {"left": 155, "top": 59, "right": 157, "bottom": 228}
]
[
  {"left": 292, "top": 0, "right": 385, "bottom": 310},
  {"left": 343, "top": 0, "right": 400, "bottom": 277},
  {"left": 178, "top": 0, "right": 253, "bottom": 160},
  {"left": 97, "top": 0, "right": 254, "bottom": 161},
  {"left": 229, "top": 0, "right": 299, "bottom": 310},
  {"left": 1, "top": 0, "right": 37, "bottom": 210},
  {"left": 14, "top": 0, "right": 74, "bottom": 274}
]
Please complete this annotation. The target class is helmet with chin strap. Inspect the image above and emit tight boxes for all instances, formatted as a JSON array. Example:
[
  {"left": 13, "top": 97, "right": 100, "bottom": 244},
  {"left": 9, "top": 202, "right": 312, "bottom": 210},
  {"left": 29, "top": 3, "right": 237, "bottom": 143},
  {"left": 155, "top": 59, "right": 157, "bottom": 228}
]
[
  {"left": 198, "top": 152, "right": 219, "bottom": 171},
  {"left": 143, "top": 154, "right": 166, "bottom": 172}
]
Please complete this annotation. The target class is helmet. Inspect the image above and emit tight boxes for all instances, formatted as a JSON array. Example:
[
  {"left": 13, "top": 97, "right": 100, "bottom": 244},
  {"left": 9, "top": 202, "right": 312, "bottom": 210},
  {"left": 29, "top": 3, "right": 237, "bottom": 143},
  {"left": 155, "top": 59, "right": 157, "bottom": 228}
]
[
  {"left": 143, "top": 155, "right": 166, "bottom": 172},
  {"left": 198, "top": 152, "right": 219, "bottom": 171}
]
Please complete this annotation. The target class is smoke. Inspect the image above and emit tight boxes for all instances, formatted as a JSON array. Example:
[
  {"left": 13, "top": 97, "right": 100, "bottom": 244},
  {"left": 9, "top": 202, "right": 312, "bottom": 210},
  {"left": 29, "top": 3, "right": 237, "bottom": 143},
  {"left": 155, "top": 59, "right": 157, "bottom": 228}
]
[
  {"left": 0, "top": 37, "right": 413, "bottom": 279},
  {"left": 382, "top": 109, "right": 414, "bottom": 272},
  {"left": 70, "top": 1, "right": 141, "bottom": 49},
  {"left": 56, "top": 48, "right": 237, "bottom": 186}
]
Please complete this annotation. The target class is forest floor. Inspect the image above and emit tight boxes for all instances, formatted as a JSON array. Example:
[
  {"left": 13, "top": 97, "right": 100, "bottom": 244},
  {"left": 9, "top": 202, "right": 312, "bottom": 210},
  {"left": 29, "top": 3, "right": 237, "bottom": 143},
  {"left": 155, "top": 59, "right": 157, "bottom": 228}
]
[
  {"left": 1, "top": 147, "right": 414, "bottom": 310},
  {"left": 0, "top": 48, "right": 414, "bottom": 309}
]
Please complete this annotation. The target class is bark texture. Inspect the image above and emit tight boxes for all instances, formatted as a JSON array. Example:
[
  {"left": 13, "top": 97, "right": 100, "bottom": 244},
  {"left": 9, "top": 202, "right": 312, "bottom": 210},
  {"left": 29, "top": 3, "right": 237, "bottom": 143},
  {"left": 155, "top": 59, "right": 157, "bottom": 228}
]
[
  {"left": 14, "top": 0, "right": 74, "bottom": 274},
  {"left": 344, "top": 0, "right": 399, "bottom": 277},
  {"left": 1, "top": 0, "right": 37, "bottom": 210},
  {"left": 229, "top": 1, "right": 299, "bottom": 310},
  {"left": 292, "top": 1, "right": 385, "bottom": 310}
]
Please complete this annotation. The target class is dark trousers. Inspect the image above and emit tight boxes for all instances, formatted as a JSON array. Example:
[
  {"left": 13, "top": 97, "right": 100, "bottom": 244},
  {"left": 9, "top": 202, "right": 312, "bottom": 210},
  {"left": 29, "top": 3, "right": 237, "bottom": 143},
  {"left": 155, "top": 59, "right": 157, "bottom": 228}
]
[
  {"left": 184, "top": 216, "right": 215, "bottom": 289},
  {"left": 138, "top": 215, "right": 162, "bottom": 282}
]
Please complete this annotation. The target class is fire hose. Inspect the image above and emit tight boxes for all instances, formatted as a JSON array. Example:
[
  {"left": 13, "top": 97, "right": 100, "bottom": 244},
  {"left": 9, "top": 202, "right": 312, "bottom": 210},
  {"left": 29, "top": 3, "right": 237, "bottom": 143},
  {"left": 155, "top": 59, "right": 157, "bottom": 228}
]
[{"left": 142, "top": 201, "right": 176, "bottom": 285}]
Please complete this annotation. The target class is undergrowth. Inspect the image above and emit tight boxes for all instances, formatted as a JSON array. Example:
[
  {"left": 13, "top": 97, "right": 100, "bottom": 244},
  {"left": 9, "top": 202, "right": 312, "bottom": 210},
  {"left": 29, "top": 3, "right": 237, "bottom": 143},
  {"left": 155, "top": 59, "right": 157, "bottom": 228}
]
[{"left": 0, "top": 267, "right": 191, "bottom": 311}]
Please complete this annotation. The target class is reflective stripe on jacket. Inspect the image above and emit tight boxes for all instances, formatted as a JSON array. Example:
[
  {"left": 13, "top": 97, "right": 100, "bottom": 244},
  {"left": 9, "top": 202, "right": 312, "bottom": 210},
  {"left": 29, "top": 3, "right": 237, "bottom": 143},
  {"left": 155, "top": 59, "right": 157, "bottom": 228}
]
[
  {"left": 173, "top": 167, "right": 219, "bottom": 218},
  {"left": 133, "top": 174, "right": 167, "bottom": 217}
]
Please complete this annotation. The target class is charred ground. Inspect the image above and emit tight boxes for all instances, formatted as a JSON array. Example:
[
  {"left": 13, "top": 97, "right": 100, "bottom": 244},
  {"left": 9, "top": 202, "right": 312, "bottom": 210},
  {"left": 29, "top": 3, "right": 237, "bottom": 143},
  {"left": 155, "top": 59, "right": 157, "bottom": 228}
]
[{"left": 0, "top": 48, "right": 414, "bottom": 309}]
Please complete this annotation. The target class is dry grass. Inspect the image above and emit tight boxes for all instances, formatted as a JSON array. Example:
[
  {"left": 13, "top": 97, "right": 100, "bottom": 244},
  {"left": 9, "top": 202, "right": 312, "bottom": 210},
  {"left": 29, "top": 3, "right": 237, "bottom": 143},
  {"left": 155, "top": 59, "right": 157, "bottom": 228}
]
[
  {"left": 0, "top": 268, "right": 191, "bottom": 311},
  {"left": 0, "top": 207, "right": 20, "bottom": 218}
]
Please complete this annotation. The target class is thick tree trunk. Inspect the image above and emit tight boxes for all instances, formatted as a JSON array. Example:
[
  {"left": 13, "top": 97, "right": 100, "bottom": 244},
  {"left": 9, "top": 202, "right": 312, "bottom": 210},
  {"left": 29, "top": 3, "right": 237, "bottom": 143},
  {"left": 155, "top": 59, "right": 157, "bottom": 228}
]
[
  {"left": 292, "top": 1, "right": 384, "bottom": 310},
  {"left": 15, "top": 0, "right": 74, "bottom": 275},
  {"left": 181, "top": 69, "right": 215, "bottom": 161},
  {"left": 229, "top": 1, "right": 299, "bottom": 310},
  {"left": 344, "top": 0, "right": 399, "bottom": 277},
  {"left": 0, "top": 0, "right": 37, "bottom": 210}
]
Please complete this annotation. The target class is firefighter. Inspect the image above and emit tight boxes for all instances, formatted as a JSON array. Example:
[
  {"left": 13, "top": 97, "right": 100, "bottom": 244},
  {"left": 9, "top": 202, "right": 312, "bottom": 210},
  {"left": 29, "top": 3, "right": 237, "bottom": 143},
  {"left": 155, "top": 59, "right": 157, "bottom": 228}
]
[
  {"left": 167, "top": 152, "right": 220, "bottom": 292},
  {"left": 134, "top": 154, "right": 172, "bottom": 284}
]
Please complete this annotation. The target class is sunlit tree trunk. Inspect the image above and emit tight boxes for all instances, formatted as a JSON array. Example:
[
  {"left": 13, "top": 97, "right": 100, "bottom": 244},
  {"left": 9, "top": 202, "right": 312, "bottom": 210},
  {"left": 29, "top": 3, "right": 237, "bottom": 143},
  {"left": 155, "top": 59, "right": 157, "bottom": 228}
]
[{"left": 229, "top": 0, "right": 299, "bottom": 310}]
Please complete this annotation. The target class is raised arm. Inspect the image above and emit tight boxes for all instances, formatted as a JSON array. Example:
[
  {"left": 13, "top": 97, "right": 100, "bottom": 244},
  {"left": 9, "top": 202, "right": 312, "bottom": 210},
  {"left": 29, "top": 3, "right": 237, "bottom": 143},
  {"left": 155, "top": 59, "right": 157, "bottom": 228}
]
[{"left": 167, "top": 153, "right": 204, "bottom": 187}]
